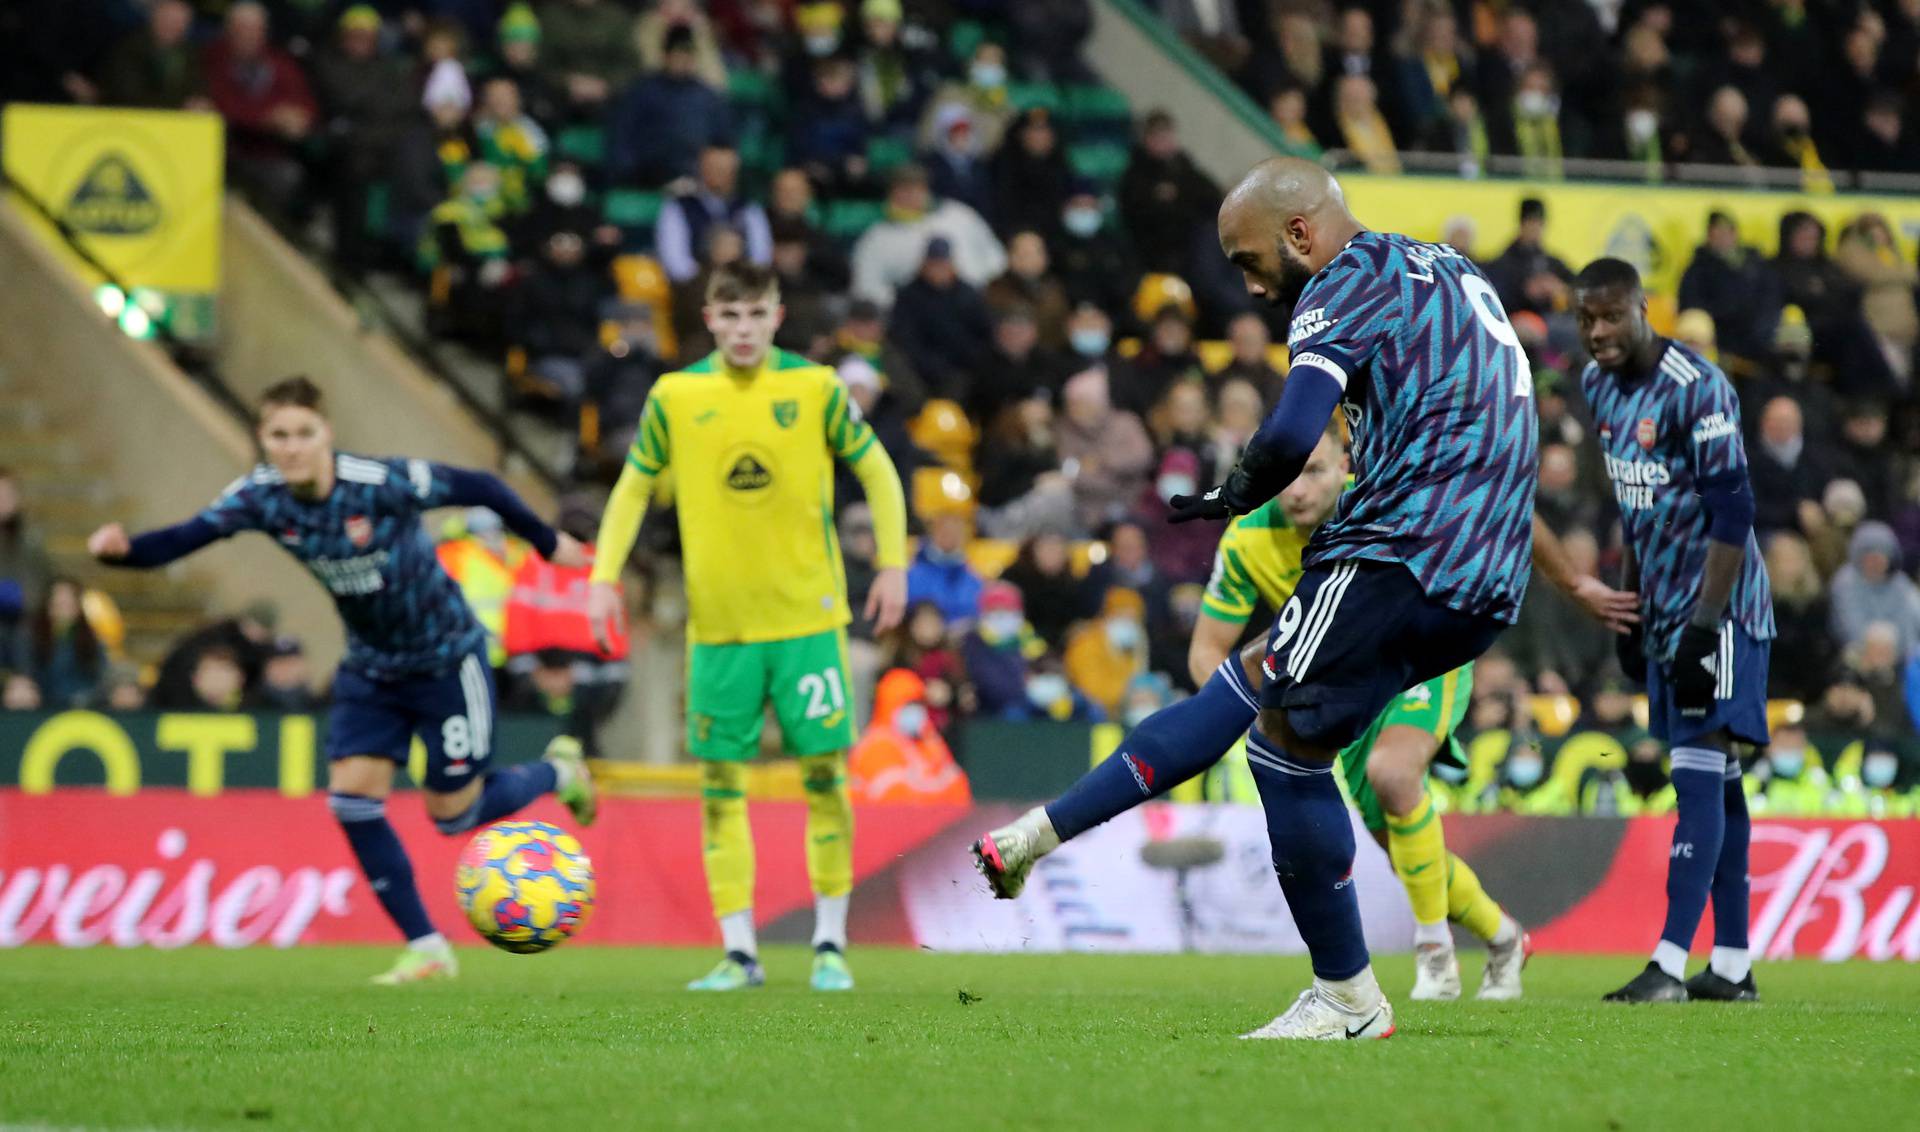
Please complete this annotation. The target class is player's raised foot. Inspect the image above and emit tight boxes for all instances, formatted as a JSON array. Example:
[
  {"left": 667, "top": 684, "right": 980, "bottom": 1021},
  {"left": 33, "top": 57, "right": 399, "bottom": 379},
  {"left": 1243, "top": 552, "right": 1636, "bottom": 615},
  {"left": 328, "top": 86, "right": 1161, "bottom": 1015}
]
[
  {"left": 544, "top": 735, "right": 597, "bottom": 827},
  {"left": 1602, "top": 962, "right": 1688, "bottom": 1003},
  {"left": 687, "top": 951, "right": 765, "bottom": 991},
  {"left": 1477, "top": 922, "right": 1532, "bottom": 1001},
  {"left": 810, "top": 946, "right": 855, "bottom": 992},
  {"left": 1409, "top": 942, "right": 1462, "bottom": 1001},
  {"left": 1684, "top": 968, "right": 1759, "bottom": 1002},
  {"left": 1241, "top": 971, "right": 1396, "bottom": 1040},
  {"left": 370, "top": 941, "right": 459, "bottom": 986},
  {"left": 971, "top": 807, "right": 1060, "bottom": 899}
]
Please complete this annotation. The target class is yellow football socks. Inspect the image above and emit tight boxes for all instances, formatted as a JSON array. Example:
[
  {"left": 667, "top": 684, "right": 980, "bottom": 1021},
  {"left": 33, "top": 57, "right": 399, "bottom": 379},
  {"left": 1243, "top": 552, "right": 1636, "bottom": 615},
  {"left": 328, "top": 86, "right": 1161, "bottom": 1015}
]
[
  {"left": 800, "top": 753, "right": 854, "bottom": 900},
  {"left": 1385, "top": 789, "right": 1450, "bottom": 926},
  {"left": 700, "top": 760, "right": 755, "bottom": 919},
  {"left": 1446, "top": 850, "right": 1506, "bottom": 943}
]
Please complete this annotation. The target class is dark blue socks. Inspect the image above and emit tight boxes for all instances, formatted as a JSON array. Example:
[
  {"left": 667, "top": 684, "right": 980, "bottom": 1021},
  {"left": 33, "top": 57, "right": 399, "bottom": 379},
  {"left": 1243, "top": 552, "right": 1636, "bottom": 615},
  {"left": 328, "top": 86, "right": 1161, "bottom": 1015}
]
[
  {"left": 436, "top": 761, "right": 560, "bottom": 834},
  {"left": 1246, "top": 730, "right": 1370, "bottom": 981},
  {"left": 1045, "top": 662, "right": 1259, "bottom": 841},
  {"left": 1661, "top": 747, "right": 1729, "bottom": 954},
  {"left": 330, "top": 792, "right": 435, "bottom": 942},
  {"left": 1712, "top": 764, "right": 1751, "bottom": 952}
]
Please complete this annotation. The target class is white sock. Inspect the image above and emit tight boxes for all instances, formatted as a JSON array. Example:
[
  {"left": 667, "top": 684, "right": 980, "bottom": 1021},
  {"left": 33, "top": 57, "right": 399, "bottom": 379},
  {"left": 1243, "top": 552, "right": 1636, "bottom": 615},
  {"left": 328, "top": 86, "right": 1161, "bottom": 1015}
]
[
  {"left": 1319, "top": 965, "right": 1382, "bottom": 1010},
  {"left": 812, "top": 893, "right": 850, "bottom": 951},
  {"left": 720, "top": 910, "right": 757, "bottom": 959},
  {"left": 1652, "top": 939, "right": 1688, "bottom": 980},
  {"left": 1489, "top": 914, "right": 1519, "bottom": 948},
  {"left": 1413, "top": 921, "right": 1452, "bottom": 948},
  {"left": 1710, "top": 946, "right": 1751, "bottom": 983},
  {"left": 408, "top": 932, "right": 448, "bottom": 953},
  {"left": 1018, "top": 806, "right": 1061, "bottom": 855}
]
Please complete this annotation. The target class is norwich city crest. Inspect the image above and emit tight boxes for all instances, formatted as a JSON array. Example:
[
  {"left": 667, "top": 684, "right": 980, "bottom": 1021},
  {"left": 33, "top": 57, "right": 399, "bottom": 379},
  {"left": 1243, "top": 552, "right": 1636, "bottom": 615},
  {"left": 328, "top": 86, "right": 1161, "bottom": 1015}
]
[
  {"left": 62, "top": 152, "right": 163, "bottom": 235},
  {"left": 772, "top": 400, "right": 799, "bottom": 428}
]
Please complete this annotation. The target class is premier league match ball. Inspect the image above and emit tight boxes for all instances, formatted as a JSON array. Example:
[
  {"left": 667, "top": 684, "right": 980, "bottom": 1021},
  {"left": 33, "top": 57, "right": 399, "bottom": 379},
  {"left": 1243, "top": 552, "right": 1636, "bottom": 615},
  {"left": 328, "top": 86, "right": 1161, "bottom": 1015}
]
[{"left": 455, "top": 821, "right": 596, "bottom": 953}]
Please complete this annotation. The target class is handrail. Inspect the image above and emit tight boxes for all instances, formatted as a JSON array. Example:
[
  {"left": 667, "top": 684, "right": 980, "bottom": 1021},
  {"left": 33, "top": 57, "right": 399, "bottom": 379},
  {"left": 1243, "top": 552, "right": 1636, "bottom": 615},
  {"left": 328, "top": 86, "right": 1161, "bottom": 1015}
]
[{"left": 1324, "top": 149, "right": 1920, "bottom": 194}]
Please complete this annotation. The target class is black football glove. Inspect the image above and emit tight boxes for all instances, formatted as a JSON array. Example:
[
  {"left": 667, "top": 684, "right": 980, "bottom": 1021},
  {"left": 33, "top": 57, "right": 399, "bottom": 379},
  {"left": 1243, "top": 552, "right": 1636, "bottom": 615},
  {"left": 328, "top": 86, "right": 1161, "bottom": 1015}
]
[
  {"left": 1168, "top": 444, "right": 1281, "bottom": 525},
  {"left": 1671, "top": 622, "right": 1721, "bottom": 719},
  {"left": 1615, "top": 623, "right": 1646, "bottom": 686}
]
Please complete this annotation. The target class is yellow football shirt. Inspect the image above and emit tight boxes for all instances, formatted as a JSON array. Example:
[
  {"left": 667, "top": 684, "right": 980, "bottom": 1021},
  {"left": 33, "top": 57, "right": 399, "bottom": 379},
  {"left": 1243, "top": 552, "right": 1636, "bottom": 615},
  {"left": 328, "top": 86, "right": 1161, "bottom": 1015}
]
[
  {"left": 1200, "top": 498, "right": 1310, "bottom": 624},
  {"left": 627, "top": 349, "right": 877, "bottom": 644}
]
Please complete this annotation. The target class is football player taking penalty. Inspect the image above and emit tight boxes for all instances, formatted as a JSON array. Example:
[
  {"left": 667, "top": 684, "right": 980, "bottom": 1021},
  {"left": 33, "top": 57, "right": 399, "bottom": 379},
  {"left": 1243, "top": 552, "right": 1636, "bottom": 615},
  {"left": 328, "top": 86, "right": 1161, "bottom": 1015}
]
[
  {"left": 1575, "top": 259, "right": 1773, "bottom": 1004},
  {"left": 587, "top": 262, "right": 909, "bottom": 993},
  {"left": 978, "top": 157, "right": 1540, "bottom": 1039},
  {"left": 89, "top": 377, "right": 598, "bottom": 985}
]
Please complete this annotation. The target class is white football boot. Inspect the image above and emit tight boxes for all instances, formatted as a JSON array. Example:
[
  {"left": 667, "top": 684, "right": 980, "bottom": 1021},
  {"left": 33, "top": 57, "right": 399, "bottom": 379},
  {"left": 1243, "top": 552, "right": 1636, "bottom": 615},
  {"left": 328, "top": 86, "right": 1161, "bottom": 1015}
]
[
  {"left": 1410, "top": 941, "right": 1463, "bottom": 1001},
  {"left": 1241, "top": 968, "right": 1397, "bottom": 1040}
]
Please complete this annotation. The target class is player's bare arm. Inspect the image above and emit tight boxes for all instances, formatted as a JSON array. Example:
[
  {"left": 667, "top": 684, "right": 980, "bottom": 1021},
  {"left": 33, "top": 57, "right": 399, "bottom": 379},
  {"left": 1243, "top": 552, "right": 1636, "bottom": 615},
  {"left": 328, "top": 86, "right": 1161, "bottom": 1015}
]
[{"left": 1531, "top": 513, "right": 1638, "bottom": 633}]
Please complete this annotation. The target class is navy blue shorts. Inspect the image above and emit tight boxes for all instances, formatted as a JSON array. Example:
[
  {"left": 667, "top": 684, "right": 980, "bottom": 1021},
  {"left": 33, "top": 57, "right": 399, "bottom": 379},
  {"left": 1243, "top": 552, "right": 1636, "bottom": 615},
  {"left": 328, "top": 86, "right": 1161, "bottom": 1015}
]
[
  {"left": 1258, "top": 560, "right": 1505, "bottom": 750},
  {"left": 326, "top": 646, "right": 495, "bottom": 792},
  {"left": 1644, "top": 623, "right": 1772, "bottom": 748}
]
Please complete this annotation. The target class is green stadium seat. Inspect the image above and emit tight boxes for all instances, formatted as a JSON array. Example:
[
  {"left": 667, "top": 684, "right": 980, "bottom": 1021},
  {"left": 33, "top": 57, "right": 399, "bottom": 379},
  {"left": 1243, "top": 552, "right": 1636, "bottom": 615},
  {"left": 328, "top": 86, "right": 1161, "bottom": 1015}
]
[
  {"left": 727, "top": 68, "right": 778, "bottom": 110},
  {"left": 556, "top": 125, "right": 607, "bottom": 167},
  {"left": 949, "top": 20, "right": 986, "bottom": 63},
  {"left": 738, "top": 129, "right": 785, "bottom": 178},
  {"left": 867, "top": 136, "right": 914, "bottom": 174},
  {"left": 603, "top": 189, "right": 664, "bottom": 229},
  {"left": 1007, "top": 82, "right": 1061, "bottom": 113},
  {"left": 823, "top": 198, "right": 887, "bottom": 241},
  {"left": 1066, "top": 142, "right": 1131, "bottom": 183},
  {"left": 1062, "top": 84, "right": 1131, "bottom": 125}
]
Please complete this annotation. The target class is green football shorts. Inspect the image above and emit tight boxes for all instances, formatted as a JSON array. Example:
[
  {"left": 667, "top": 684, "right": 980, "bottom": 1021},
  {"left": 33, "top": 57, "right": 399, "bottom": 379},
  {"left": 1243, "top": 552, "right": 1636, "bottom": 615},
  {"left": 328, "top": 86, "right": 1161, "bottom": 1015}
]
[
  {"left": 686, "top": 628, "right": 857, "bottom": 760},
  {"left": 1339, "top": 664, "right": 1473, "bottom": 832}
]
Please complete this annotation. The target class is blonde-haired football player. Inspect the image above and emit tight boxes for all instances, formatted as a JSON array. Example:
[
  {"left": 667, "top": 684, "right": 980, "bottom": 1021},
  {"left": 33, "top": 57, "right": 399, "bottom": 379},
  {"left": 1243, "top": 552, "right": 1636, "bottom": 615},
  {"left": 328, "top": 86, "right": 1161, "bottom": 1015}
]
[{"left": 589, "top": 262, "right": 908, "bottom": 991}]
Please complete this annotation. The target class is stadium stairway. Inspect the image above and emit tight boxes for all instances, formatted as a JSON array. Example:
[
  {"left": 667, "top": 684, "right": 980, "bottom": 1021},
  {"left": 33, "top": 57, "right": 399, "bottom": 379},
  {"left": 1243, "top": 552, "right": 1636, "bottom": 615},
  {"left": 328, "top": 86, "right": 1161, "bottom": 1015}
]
[{"left": 0, "top": 198, "right": 341, "bottom": 673}]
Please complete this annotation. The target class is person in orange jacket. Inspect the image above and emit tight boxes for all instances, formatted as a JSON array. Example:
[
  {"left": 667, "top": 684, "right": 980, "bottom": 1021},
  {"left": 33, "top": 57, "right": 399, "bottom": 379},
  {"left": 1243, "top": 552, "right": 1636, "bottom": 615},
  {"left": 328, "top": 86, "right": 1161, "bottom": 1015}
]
[{"left": 849, "top": 667, "right": 972, "bottom": 805}]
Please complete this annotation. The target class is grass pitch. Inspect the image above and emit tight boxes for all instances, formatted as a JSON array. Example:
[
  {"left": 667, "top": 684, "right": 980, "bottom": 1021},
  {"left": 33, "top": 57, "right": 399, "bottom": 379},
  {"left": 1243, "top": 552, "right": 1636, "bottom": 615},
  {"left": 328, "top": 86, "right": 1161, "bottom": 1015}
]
[{"left": 1, "top": 947, "right": 1915, "bottom": 1131}]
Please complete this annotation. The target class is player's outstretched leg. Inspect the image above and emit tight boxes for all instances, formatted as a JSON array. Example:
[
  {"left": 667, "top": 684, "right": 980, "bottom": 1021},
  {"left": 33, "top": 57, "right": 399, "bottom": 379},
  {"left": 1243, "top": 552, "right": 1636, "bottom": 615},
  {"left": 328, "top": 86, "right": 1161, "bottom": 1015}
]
[
  {"left": 972, "top": 660, "right": 1259, "bottom": 898},
  {"left": 1605, "top": 744, "right": 1728, "bottom": 1003},
  {"left": 801, "top": 753, "right": 856, "bottom": 991},
  {"left": 328, "top": 782, "right": 458, "bottom": 986},
  {"left": 1241, "top": 728, "right": 1394, "bottom": 1041},
  {"left": 690, "top": 760, "right": 765, "bottom": 990},
  {"left": 1688, "top": 761, "right": 1758, "bottom": 1002}
]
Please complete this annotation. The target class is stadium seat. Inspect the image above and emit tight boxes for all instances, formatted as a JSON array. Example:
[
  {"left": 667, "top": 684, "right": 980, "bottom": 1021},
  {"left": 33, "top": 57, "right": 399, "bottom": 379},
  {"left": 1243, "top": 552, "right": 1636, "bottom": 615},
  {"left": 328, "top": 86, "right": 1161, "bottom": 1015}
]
[
  {"left": 727, "top": 67, "right": 779, "bottom": 110},
  {"left": 602, "top": 189, "right": 664, "bottom": 231},
  {"left": 948, "top": 19, "right": 986, "bottom": 62},
  {"left": 555, "top": 125, "right": 607, "bottom": 167},
  {"left": 1527, "top": 694, "right": 1582, "bottom": 739},
  {"left": 912, "top": 466, "right": 976, "bottom": 519},
  {"left": 1132, "top": 273, "right": 1198, "bottom": 323},
  {"left": 1061, "top": 84, "right": 1132, "bottom": 143},
  {"left": 1066, "top": 141, "right": 1130, "bottom": 184},
  {"left": 1008, "top": 82, "right": 1062, "bottom": 113},
  {"left": 866, "top": 136, "right": 914, "bottom": 176},
  {"left": 908, "top": 399, "right": 978, "bottom": 470},
  {"left": 81, "top": 588, "right": 125, "bottom": 661},
  {"left": 609, "top": 254, "right": 678, "bottom": 360},
  {"left": 965, "top": 538, "right": 1019, "bottom": 579},
  {"left": 824, "top": 199, "right": 887, "bottom": 241}
]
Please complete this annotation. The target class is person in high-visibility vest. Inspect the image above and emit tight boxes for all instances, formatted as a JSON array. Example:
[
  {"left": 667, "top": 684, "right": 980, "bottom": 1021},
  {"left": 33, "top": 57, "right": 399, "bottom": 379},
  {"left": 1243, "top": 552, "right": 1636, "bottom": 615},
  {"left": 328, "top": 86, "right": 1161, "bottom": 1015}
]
[{"left": 436, "top": 508, "right": 526, "bottom": 670}]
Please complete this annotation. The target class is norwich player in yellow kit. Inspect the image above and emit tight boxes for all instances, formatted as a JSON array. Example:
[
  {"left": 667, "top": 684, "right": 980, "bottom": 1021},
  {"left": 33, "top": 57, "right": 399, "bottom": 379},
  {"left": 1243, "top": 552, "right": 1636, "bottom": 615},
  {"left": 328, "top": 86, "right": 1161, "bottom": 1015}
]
[{"left": 588, "top": 263, "right": 908, "bottom": 992}]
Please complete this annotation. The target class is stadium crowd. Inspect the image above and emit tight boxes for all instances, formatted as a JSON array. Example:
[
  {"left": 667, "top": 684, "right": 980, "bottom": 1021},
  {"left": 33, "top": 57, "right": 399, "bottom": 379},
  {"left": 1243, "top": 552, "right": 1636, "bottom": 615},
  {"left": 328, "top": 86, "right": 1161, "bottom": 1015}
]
[{"left": 3, "top": 1, "right": 1920, "bottom": 808}]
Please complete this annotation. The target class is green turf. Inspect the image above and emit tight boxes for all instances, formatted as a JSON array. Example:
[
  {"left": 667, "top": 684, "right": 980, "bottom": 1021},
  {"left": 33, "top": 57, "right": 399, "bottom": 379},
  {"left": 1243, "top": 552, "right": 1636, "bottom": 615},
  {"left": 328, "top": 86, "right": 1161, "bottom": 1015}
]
[{"left": 1, "top": 947, "right": 1915, "bottom": 1130}]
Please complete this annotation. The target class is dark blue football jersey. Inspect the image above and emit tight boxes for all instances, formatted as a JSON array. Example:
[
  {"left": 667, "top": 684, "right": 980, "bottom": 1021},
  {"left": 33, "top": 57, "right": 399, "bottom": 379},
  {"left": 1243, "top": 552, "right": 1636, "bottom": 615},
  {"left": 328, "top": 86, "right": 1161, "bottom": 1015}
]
[
  {"left": 1285, "top": 231, "right": 1540, "bottom": 623},
  {"left": 198, "top": 453, "right": 486, "bottom": 681},
  {"left": 1580, "top": 341, "right": 1776, "bottom": 661}
]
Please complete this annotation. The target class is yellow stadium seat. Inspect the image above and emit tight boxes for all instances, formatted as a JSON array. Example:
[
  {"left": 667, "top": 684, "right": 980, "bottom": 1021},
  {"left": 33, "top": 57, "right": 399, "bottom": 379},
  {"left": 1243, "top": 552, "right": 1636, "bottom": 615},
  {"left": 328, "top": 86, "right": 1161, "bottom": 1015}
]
[
  {"left": 1195, "top": 339, "right": 1232, "bottom": 372},
  {"left": 1072, "top": 540, "right": 1106, "bottom": 576},
  {"left": 82, "top": 588, "right": 126, "bottom": 661},
  {"left": 610, "top": 254, "right": 678, "bottom": 361},
  {"left": 1132, "top": 273, "right": 1197, "bottom": 324},
  {"left": 966, "top": 538, "right": 1019, "bottom": 579},
  {"left": 1528, "top": 694, "right": 1582, "bottom": 739},
  {"left": 1767, "top": 699, "right": 1805, "bottom": 731},
  {"left": 912, "top": 466, "right": 975, "bottom": 519},
  {"left": 909, "top": 400, "right": 977, "bottom": 471}
]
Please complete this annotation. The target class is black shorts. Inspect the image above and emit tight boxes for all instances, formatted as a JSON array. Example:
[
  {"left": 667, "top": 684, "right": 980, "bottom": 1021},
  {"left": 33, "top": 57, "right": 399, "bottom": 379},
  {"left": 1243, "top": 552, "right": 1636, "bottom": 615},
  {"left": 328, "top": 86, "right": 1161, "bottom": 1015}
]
[{"left": 1259, "top": 560, "right": 1505, "bottom": 749}]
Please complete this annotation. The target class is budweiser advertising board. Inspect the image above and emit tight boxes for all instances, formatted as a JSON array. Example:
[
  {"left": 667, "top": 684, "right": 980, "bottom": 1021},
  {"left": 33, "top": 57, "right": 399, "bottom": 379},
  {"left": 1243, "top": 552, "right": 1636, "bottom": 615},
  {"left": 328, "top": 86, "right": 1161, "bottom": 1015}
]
[{"left": 1, "top": 793, "right": 1916, "bottom": 959}]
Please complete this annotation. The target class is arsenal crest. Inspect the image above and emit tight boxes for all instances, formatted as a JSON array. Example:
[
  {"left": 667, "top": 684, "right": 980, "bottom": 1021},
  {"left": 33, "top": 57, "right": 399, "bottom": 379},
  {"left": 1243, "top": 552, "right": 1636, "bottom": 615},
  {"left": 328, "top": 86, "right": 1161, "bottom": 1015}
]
[
  {"left": 1635, "top": 417, "right": 1657, "bottom": 450},
  {"left": 345, "top": 514, "right": 373, "bottom": 548}
]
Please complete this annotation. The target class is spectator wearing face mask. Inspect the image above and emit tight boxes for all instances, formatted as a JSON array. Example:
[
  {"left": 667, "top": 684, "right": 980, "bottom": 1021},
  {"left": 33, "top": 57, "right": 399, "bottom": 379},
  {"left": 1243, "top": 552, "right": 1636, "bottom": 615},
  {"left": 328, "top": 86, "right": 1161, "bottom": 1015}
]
[
  {"left": 962, "top": 582, "right": 1048, "bottom": 719},
  {"left": 1132, "top": 448, "right": 1218, "bottom": 586},
  {"left": 1835, "top": 744, "right": 1918, "bottom": 818},
  {"left": 1749, "top": 727, "right": 1830, "bottom": 816},
  {"left": 1006, "top": 653, "right": 1102, "bottom": 722},
  {"left": 919, "top": 40, "right": 1015, "bottom": 154},
  {"left": 1064, "top": 586, "right": 1149, "bottom": 719},
  {"left": 850, "top": 668, "right": 971, "bottom": 804},
  {"left": 1830, "top": 522, "right": 1920, "bottom": 655},
  {"left": 1495, "top": 747, "right": 1565, "bottom": 815},
  {"left": 1051, "top": 180, "right": 1139, "bottom": 318}
]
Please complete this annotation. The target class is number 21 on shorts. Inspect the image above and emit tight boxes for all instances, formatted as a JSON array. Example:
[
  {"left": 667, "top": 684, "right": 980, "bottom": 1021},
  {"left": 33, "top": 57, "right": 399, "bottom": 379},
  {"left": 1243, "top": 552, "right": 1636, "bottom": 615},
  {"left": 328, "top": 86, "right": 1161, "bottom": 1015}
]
[{"left": 799, "top": 668, "right": 846, "bottom": 720}]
